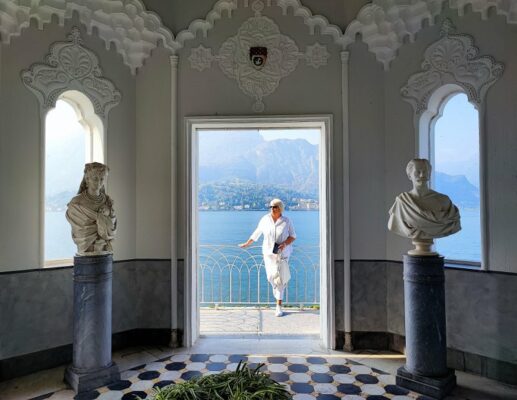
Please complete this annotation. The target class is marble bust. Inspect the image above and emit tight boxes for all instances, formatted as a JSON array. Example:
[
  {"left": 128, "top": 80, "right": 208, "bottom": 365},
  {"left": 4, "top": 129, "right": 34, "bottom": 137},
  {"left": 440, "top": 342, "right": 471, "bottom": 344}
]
[
  {"left": 388, "top": 158, "right": 461, "bottom": 255},
  {"left": 66, "top": 162, "right": 117, "bottom": 256}
]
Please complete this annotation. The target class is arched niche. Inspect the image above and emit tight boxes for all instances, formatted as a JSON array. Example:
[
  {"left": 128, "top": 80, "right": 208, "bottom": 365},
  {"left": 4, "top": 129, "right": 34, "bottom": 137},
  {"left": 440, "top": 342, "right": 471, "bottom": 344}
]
[
  {"left": 21, "top": 26, "right": 121, "bottom": 265},
  {"left": 401, "top": 19, "right": 504, "bottom": 269}
]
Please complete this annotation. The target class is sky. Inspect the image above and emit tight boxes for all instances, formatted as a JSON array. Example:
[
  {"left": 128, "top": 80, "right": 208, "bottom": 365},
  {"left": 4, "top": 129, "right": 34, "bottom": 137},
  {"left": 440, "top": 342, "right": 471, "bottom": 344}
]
[
  {"left": 259, "top": 128, "right": 320, "bottom": 145},
  {"left": 45, "top": 100, "right": 86, "bottom": 196},
  {"left": 433, "top": 93, "right": 479, "bottom": 187}
]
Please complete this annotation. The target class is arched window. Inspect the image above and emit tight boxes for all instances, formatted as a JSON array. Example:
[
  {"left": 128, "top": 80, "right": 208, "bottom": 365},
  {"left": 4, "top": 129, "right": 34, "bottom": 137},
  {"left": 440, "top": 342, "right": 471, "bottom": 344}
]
[
  {"left": 421, "top": 88, "right": 481, "bottom": 264},
  {"left": 44, "top": 91, "right": 104, "bottom": 266}
]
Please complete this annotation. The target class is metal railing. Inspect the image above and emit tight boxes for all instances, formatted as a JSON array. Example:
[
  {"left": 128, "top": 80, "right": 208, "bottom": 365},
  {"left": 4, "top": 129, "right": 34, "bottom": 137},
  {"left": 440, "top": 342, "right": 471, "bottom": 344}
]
[{"left": 198, "top": 245, "right": 320, "bottom": 306}]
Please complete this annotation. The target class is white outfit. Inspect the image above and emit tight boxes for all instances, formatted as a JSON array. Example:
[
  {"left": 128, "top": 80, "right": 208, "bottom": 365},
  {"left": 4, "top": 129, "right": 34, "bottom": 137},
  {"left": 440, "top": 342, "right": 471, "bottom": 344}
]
[{"left": 249, "top": 214, "right": 296, "bottom": 300}]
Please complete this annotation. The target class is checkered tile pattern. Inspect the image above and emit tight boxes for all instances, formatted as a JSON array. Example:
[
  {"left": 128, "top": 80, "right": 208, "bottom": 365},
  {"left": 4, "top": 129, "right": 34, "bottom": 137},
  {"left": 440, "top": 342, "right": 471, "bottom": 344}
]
[{"left": 38, "top": 354, "right": 432, "bottom": 400}]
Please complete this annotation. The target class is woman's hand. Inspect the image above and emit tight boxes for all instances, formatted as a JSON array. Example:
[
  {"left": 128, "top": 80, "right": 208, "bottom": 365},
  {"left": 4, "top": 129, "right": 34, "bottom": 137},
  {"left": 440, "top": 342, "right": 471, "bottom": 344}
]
[
  {"left": 239, "top": 239, "right": 253, "bottom": 248},
  {"left": 278, "top": 236, "right": 295, "bottom": 252}
]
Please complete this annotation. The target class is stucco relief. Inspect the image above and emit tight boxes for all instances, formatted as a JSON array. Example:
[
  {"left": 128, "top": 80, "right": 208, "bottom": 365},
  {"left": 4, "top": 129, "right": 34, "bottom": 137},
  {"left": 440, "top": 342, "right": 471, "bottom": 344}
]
[
  {"left": 0, "top": 0, "right": 175, "bottom": 74},
  {"left": 401, "top": 19, "right": 504, "bottom": 115},
  {"left": 21, "top": 27, "right": 121, "bottom": 119},
  {"left": 188, "top": 0, "right": 330, "bottom": 112}
]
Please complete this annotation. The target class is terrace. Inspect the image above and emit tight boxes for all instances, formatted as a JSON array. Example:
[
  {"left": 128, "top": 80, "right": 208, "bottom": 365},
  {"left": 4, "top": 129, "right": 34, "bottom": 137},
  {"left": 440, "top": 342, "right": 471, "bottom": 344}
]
[{"left": 199, "top": 244, "right": 320, "bottom": 336}]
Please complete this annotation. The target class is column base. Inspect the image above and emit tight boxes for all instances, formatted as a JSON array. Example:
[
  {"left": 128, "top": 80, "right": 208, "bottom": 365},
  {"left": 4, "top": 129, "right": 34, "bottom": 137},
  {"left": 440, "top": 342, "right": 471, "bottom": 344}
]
[
  {"left": 396, "top": 366, "right": 456, "bottom": 399},
  {"left": 65, "top": 362, "right": 120, "bottom": 393}
]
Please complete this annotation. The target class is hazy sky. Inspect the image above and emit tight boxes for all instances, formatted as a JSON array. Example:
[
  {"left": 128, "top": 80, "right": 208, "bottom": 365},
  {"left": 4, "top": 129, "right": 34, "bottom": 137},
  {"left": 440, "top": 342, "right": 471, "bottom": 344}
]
[
  {"left": 434, "top": 93, "right": 479, "bottom": 187},
  {"left": 45, "top": 100, "right": 86, "bottom": 196},
  {"left": 259, "top": 129, "right": 320, "bottom": 145}
]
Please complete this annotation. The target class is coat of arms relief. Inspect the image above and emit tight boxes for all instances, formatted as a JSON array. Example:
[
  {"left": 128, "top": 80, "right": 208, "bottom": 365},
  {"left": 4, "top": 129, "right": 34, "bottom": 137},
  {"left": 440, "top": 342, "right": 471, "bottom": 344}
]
[{"left": 188, "top": 0, "right": 330, "bottom": 112}]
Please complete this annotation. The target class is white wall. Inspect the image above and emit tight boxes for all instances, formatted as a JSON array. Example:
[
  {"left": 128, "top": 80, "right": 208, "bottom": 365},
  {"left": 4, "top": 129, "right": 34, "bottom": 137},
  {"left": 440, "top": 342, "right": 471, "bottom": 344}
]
[
  {"left": 384, "top": 9, "right": 517, "bottom": 273},
  {"left": 348, "top": 41, "right": 386, "bottom": 259},
  {"left": 174, "top": 5, "right": 347, "bottom": 259},
  {"left": 135, "top": 48, "right": 172, "bottom": 259},
  {"left": 133, "top": 0, "right": 389, "bottom": 262},
  {"left": 0, "top": 20, "right": 137, "bottom": 271}
]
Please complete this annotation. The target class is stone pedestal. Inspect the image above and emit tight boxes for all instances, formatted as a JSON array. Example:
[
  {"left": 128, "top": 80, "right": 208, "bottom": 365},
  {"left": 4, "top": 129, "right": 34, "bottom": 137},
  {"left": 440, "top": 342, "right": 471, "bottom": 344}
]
[
  {"left": 65, "top": 255, "right": 120, "bottom": 393},
  {"left": 396, "top": 255, "right": 456, "bottom": 399}
]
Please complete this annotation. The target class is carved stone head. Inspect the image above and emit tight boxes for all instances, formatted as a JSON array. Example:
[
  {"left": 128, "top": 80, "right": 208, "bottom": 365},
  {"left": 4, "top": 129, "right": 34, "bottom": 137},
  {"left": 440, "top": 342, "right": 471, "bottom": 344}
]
[{"left": 78, "top": 162, "right": 109, "bottom": 196}]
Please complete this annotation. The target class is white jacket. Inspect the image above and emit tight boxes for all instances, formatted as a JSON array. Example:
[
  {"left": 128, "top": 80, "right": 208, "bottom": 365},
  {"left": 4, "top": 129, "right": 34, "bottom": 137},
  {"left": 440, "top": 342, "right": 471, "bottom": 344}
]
[{"left": 249, "top": 214, "right": 296, "bottom": 257}]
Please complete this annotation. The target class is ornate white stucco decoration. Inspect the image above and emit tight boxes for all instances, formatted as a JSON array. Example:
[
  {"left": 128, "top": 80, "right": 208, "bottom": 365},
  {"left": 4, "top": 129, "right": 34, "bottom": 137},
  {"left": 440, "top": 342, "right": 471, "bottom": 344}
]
[
  {"left": 176, "top": 0, "right": 517, "bottom": 70},
  {"left": 0, "top": 0, "right": 176, "bottom": 74},
  {"left": 341, "top": 0, "right": 517, "bottom": 69},
  {"left": 175, "top": 0, "right": 343, "bottom": 51},
  {"left": 188, "top": 0, "right": 330, "bottom": 112},
  {"left": 401, "top": 19, "right": 504, "bottom": 114},
  {"left": 21, "top": 27, "right": 121, "bottom": 119},
  {"left": 1, "top": 0, "right": 514, "bottom": 71}
]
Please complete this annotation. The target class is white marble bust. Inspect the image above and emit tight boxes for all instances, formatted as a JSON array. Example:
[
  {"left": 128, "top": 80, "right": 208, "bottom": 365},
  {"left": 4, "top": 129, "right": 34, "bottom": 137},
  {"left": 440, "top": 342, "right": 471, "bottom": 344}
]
[
  {"left": 66, "top": 162, "right": 117, "bottom": 256},
  {"left": 388, "top": 158, "right": 461, "bottom": 255}
]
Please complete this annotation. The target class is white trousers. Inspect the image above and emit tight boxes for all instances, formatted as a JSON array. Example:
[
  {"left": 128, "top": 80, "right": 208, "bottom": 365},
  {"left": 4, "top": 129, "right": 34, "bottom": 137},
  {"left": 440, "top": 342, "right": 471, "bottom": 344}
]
[{"left": 264, "top": 254, "right": 291, "bottom": 300}]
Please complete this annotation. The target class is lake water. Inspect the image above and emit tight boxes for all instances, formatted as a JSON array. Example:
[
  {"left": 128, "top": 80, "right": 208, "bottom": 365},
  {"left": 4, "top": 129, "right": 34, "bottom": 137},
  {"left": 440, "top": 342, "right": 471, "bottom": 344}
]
[
  {"left": 198, "top": 211, "right": 321, "bottom": 305},
  {"left": 45, "top": 207, "right": 481, "bottom": 297}
]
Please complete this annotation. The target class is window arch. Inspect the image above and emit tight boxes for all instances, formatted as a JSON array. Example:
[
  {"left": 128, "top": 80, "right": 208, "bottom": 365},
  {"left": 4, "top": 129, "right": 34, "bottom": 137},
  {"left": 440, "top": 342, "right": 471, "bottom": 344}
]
[
  {"left": 401, "top": 20, "right": 503, "bottom": 270},
  {"left": 419, "top": 86, "right": 482, "bottom": 265},
  {"left": 44, "top": 91, "right": 105, "bottom": 266}
]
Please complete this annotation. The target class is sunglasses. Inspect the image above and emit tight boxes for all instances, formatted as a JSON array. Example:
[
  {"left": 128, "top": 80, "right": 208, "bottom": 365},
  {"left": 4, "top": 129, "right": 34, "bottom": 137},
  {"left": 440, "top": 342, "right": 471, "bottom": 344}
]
[{"left": 269, "top": 205, "right": 280, "bottom": 209}]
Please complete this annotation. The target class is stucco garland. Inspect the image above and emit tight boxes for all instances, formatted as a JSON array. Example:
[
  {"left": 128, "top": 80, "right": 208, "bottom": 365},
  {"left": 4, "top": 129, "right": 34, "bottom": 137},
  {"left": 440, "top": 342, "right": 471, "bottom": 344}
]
[
  {"left": 343, "top": 0, "right": 517, "bottom": 70},
  {"left": 0, "top": 0, "right": 176, "bottom": 74},
  {"left": 176, "top": 0, "right": 517, "bottom": 69},
  {"left": 174, "top": 0, "right": 344, "bottom": 50},
  {"left": 0, "top": 0, "right": 515, "bottom": 72}
]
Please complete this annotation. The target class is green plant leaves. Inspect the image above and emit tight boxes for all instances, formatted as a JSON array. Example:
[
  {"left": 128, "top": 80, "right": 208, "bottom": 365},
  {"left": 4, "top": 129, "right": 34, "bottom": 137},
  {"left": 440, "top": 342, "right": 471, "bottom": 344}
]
[{"left": 147, "top": 362, "right": 292, "bottom": 400}]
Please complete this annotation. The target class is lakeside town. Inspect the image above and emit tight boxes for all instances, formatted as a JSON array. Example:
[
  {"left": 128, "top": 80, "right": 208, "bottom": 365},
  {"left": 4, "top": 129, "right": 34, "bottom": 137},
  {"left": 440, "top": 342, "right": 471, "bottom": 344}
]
[{"left": 199, "top": 198, "right": 319, "bottom": 211}]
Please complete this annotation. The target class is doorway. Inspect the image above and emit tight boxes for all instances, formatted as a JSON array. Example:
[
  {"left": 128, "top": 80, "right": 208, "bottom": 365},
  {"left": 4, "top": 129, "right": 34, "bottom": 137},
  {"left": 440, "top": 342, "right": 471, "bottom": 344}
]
[{"left": 185, "top": 116, "right": 334, "bottom": 349}]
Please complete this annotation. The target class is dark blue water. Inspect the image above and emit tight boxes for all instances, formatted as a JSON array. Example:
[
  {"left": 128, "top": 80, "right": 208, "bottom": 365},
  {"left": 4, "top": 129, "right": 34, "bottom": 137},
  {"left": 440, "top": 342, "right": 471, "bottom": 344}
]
[
  {"left": 199, "top": 211, "right": 319, "bottom": 246},
  {"left": 44, "top": 207, "right": 480, "bottom": 267},
  {"left": 198, "top": 211, "right": 320, "bottom": 305}
]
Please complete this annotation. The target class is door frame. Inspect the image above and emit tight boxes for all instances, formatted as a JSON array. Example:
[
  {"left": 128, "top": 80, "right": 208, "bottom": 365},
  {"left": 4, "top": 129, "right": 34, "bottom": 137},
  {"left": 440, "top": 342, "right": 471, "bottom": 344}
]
[{"left": 184, "top": 115, "right": 334, "bottom": 348}]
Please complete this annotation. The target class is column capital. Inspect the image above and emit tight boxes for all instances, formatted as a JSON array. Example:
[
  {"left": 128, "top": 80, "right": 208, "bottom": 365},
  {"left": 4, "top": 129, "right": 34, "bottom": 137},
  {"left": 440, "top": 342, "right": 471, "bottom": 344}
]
[
  {"left": 341, "top": 51, "right": 350, "bottom": 64},
  {"left": 170, "top": 54, "right": 179, "bottom": 68}
]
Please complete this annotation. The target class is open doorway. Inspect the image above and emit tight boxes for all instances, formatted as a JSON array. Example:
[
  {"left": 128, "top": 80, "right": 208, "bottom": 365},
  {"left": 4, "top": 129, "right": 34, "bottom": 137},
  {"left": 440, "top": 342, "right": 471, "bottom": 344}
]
[{"left": 185, "top": 116, "right": 333, "bottom": 348}]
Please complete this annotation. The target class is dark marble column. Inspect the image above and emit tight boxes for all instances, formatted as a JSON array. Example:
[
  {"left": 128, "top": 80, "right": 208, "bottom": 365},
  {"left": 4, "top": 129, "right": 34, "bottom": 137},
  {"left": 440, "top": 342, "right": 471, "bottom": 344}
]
[
  {"left": 396, "top": 255, "right": 456, "bottom": 399},
  {"left": 65, "top": 254, "right": 120, "bottom": 393}
]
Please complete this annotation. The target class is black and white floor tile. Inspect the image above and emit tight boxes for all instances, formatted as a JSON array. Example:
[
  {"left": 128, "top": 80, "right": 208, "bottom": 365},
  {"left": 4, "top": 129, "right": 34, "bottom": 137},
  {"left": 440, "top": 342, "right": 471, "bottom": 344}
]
[{"left": 35, "top": 354, "right": 431, "bottom": 400}]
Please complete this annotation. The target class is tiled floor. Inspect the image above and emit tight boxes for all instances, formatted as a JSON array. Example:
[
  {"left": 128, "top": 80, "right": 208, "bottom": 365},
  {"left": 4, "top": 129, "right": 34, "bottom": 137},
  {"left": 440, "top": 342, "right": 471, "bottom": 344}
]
[
  {"left": 2, "top": 339, "right": 517, "bottom": 400},
  {"left": 49, "top": 353, "right": 422, "bottom": 400},
  {"left": 200, "top": 307, "right": 320, "bottom": 336}
]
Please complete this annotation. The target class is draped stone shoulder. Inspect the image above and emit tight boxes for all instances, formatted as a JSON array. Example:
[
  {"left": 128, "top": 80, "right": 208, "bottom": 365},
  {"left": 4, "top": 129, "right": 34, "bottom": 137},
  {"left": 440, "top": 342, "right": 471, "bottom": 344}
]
[
  {"left": 388, "top": 190, "right": 461, "bottom": 240},
  {"left": 66, "top": 165, "right": 117, "bottom": 257}
]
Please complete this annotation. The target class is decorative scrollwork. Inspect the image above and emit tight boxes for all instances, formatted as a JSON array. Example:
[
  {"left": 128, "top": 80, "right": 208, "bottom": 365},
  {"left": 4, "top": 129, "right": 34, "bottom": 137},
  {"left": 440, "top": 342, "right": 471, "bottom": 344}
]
[
  {"left": 401, "top": 19, "right": 504, "bottom": 115},
  {"left": 21, "top": 27, "right": 121, "bottom": 119},
  {"left": 188, "top": 0, "right": 330, "bottom": 113}
]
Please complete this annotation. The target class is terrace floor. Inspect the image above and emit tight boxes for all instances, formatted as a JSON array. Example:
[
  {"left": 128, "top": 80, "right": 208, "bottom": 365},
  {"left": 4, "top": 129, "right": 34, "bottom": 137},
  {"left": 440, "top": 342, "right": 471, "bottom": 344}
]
[
  {"left": 200, "top": 306, "right": 320, "bottom": 336},
  {"left": 4, "top": 340, "right": 517, "bottom": 400}
]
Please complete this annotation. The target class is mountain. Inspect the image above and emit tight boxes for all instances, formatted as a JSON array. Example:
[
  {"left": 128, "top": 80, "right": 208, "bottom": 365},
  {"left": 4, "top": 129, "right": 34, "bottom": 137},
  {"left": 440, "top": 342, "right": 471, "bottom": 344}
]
[
  {"left": 199, "top": 131, "right": 319, "bottom": 195},
  {"left": 435, "top": 171, "right": 479, "bottom": 208}
]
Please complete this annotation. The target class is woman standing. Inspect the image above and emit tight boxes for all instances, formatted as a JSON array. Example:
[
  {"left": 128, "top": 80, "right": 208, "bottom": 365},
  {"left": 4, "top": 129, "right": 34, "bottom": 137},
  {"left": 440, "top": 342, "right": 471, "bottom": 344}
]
[{"left": 239, "top": 198, "right": 296, "bottom": 317}]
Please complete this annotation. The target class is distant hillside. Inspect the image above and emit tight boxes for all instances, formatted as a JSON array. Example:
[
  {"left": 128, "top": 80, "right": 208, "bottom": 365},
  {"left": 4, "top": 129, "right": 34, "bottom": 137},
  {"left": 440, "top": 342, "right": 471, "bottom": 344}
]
[
  {"left": 199, "top": 132, "right": 319, "bottom": 195},
  {"left": 45, "top": 190, "right": 76, "bottom": 211},
  {"left": 198, "top": 181, "right": 318, "bottom": 211},
  {"left": 435, "top": 171, "right": 479, "bottom": 208}
]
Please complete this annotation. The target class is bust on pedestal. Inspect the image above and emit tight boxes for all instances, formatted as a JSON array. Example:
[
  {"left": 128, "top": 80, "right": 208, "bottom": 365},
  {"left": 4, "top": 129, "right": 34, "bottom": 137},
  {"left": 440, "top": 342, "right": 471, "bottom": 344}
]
[
  {"left": 388, "top": 159, "right": 460, "bottom": 399},
  {"left": 64, "top": 162, "right": 120, "bottom": 393}
]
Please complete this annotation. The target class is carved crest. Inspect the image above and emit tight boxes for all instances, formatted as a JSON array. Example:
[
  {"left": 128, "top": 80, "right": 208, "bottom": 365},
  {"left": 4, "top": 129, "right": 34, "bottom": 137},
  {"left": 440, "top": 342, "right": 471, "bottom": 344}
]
[
  {"left": 21, "top": 27, "right": 121, "bottom": 119},
  {"left": 401, "top": 19, "right": 504, "bottom": 115},
  {"left": 250, "top": 46, "right": 268, "bottom": 70}
]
